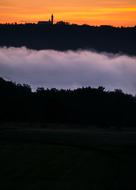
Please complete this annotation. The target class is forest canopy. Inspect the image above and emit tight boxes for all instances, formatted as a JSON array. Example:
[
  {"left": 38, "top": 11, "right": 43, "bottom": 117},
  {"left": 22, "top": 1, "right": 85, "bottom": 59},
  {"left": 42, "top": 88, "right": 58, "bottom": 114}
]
[{"left": 0, "top": 77, "right": 136, "bottom": 127}]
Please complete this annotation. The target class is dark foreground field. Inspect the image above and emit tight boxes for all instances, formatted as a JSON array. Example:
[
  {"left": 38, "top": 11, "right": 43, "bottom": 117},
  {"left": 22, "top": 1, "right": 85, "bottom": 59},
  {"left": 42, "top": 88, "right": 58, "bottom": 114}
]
[{"left": 0, "top": 123, "right": 136, "bottom": 190}]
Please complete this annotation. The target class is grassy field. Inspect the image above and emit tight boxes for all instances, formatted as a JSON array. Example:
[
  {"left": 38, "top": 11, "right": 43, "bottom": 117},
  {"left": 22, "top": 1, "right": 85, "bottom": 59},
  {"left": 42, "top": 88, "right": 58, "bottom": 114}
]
[{"left": 0, "top": 123, "right": 136, "bottom": 190}]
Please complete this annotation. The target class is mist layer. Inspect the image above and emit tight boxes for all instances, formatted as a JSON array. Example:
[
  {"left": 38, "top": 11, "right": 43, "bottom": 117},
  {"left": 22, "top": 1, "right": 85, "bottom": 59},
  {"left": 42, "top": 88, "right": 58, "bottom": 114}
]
[{"left": 0, "top": 47, "right": 136, "bottom": 94}]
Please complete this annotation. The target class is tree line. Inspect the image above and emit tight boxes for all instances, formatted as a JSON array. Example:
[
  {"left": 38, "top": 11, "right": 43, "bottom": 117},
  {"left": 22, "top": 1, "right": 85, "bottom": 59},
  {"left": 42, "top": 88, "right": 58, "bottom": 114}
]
[
  {"left": 0, "top": 23, "right": 136, "bottom": 55},
  {"left": 0, "top": 77, "right": 136, "bottom": 128}
]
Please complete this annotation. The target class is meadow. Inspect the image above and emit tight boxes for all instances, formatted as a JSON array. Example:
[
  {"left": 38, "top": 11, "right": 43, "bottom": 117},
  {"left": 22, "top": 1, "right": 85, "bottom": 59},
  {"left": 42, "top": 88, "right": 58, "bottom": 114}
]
[{"left": 0, "top": 123, "right": 136, "bottom": 189}]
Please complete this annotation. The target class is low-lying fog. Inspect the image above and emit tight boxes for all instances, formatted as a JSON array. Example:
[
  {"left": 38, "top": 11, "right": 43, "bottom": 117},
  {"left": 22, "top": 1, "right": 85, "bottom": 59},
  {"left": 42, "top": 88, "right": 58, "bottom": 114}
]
[{"left": 0, "top": 47, "right": 136, "bottom": 94}]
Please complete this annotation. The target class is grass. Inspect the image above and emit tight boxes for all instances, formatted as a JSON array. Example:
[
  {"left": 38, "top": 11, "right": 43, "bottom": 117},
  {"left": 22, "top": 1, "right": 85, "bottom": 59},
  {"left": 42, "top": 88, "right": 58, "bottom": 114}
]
[{"left": 0, "top": 124, "right": 136, "bottom": 189}]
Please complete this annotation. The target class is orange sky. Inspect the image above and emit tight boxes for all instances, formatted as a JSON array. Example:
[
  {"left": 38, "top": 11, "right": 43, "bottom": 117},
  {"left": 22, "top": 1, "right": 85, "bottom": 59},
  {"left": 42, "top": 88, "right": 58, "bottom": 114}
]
[{"left": 0, "top": 0, "right": 136, "bottom": 26}]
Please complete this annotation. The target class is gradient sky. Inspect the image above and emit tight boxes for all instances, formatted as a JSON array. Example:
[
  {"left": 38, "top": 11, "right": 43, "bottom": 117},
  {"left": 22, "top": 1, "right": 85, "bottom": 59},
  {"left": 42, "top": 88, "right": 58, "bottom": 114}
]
[{"left": 0, "top": 0, "right": 136, "bottom": 26}]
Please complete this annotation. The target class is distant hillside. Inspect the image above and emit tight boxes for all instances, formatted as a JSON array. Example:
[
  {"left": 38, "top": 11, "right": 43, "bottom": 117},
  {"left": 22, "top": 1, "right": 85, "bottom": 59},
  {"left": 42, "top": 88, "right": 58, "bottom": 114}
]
[
  {"left": 0, "top": 77, "right": 136, "bottom": 127},
  {"left": 0, "top": 24, "right": 136, "bottom": 55}
]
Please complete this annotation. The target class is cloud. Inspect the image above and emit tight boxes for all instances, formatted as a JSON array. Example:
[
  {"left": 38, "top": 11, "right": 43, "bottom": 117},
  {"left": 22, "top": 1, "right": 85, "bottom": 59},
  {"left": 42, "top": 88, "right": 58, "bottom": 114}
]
[{"left": 0, "top": 47, "right": 136, "bottom": 94}]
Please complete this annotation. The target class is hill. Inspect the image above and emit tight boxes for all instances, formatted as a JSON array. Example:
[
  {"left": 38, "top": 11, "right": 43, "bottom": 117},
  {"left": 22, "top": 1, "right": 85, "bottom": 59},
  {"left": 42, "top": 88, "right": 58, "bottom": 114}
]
[{"left": 0, "top": 24, "right": 136, "bottom": 55}]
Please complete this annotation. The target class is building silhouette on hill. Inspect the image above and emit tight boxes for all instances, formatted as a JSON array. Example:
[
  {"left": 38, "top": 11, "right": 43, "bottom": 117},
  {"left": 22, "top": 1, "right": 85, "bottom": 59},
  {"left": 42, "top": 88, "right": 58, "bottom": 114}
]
[{"left": 38, "top": 14, "right": 54, "bottom": 25}]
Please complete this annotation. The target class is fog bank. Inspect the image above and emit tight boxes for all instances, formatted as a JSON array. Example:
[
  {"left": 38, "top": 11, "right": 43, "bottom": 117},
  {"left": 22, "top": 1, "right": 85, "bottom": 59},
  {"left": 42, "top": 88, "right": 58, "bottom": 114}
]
[{"left": 0, "top": 47, "right": 136, "bottom": 94}]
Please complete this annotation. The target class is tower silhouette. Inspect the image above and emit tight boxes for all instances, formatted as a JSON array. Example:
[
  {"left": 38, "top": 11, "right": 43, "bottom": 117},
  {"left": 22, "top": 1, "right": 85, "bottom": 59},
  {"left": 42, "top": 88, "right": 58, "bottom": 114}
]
[{"left": 51, "top": 14, "right": 54, "bottom": 24}]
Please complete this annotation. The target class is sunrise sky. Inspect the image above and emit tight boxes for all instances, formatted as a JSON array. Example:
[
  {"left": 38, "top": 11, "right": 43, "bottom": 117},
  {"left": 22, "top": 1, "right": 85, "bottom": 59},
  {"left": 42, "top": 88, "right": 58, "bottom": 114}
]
[{"left": 0, "top": 0, "right": 136, "bottom": 26}]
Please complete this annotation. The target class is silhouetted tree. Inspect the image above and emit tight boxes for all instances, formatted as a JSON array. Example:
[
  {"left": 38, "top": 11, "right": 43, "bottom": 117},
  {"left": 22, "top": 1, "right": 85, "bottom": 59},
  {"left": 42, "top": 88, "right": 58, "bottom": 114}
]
[{"left": 0, "top": 77, "right": 136, "bottom": 127}]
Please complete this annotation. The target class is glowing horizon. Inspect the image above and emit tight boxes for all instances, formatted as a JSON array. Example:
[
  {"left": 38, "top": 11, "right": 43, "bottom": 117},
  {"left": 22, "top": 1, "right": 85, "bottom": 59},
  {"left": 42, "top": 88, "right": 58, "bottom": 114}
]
[{"left": 0, "top": 0, "right": 136, "bottom": 26}]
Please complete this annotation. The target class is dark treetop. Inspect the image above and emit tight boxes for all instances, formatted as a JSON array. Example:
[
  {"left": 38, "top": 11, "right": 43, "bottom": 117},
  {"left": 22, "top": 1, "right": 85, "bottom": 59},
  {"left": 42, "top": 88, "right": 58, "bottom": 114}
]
[{"left": 0, "top": 77, "right": 136, "bottom": 128}]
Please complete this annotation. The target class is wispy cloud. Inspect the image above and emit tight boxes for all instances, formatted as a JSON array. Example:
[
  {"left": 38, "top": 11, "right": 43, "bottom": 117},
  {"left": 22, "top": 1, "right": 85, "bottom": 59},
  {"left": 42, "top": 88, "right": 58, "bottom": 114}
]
[{"left": 0, "top": 47, "right": 136, "bottom": 94}]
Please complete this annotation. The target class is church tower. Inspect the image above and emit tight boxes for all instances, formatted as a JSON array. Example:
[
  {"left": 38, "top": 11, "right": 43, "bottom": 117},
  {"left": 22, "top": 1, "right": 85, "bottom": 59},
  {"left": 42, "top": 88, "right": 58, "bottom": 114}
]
[{"left": 51, "top": 14, "right": 54, "bottom": 24}]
